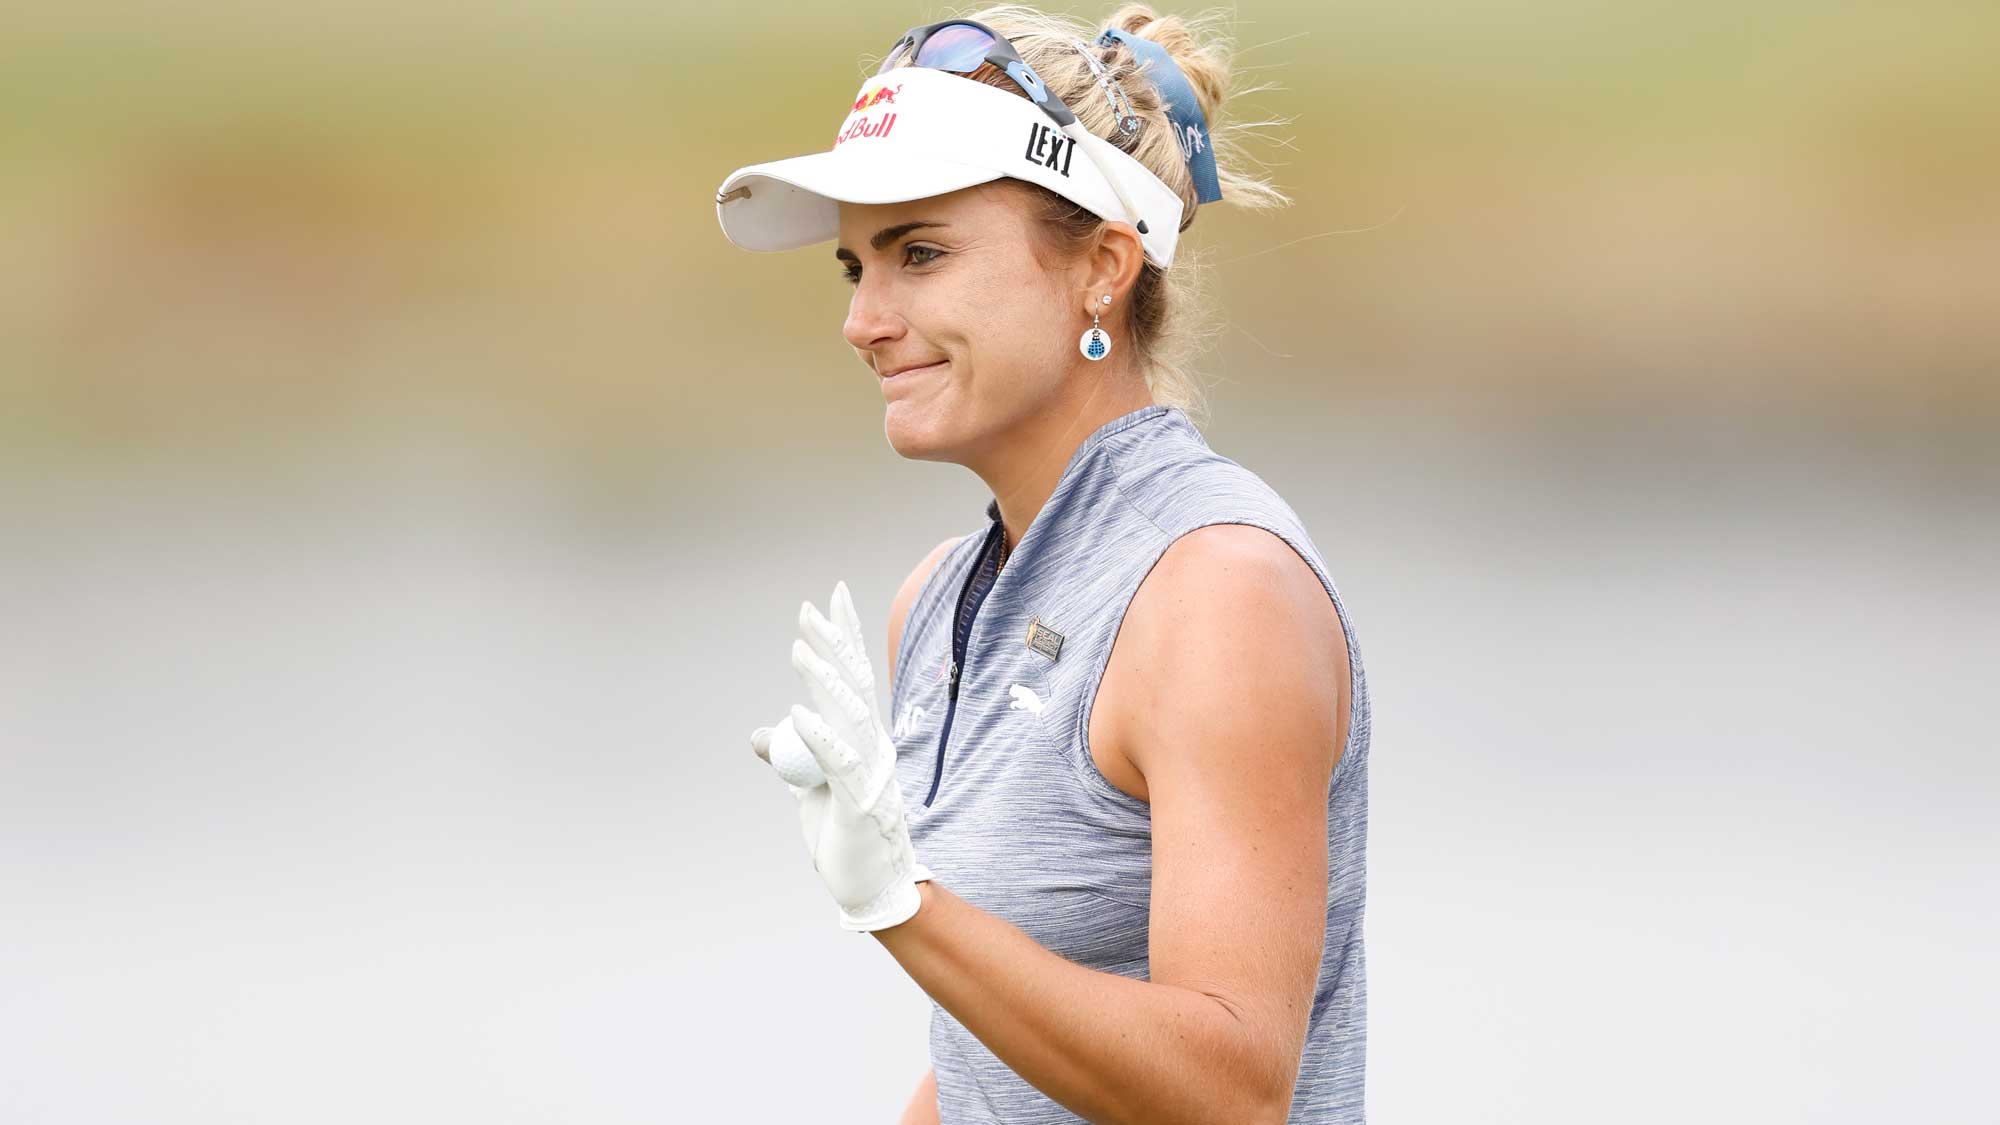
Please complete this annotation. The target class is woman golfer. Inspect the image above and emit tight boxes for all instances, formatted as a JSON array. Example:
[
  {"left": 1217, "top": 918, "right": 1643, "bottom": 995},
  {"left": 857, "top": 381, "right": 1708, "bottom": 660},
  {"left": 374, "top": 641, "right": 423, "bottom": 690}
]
[{"left": 726, "top": 7, "right": 1370, "bottom": 1122}]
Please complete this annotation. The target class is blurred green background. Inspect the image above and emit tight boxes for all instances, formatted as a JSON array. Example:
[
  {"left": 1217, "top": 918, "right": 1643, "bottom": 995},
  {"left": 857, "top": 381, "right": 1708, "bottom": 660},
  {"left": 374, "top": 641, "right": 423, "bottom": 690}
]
[
  {"left": 6, "top": 1, "right": 1995, "bottom": 477},
  {"left": 3, "top": 3, "right": 1994, "bottom": 1122}
]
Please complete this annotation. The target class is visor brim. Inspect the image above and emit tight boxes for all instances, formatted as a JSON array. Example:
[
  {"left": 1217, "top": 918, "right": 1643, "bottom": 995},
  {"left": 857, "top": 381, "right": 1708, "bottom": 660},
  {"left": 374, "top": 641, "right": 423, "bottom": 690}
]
[{"left": 716, "top": 149, "right": 1006, "bottom": 253}]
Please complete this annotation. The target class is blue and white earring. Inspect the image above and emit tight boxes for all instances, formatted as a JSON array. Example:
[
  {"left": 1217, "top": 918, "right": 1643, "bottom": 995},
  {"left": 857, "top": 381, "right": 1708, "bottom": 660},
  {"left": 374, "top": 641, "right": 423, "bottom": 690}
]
[{"left": 1079, "top": 294, "right": 1113, "bottom": 361}]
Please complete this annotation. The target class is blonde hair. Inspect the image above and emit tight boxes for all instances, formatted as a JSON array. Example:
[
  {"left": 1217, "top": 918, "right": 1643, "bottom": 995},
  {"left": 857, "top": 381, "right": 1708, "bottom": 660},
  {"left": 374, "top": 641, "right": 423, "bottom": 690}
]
[{"left": 877, "top": 3, "right": 1294, "bottom": 428}]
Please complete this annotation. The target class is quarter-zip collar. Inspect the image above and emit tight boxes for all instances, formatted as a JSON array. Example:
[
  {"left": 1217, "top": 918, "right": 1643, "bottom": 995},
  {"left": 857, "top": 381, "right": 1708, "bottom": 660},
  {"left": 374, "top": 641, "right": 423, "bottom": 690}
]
[
  {"left": 921, "top": 403, "right": 1175, "bottom": 810},
  {"left": 981, "top": 403, "right": 1173, "bottom": 582}
]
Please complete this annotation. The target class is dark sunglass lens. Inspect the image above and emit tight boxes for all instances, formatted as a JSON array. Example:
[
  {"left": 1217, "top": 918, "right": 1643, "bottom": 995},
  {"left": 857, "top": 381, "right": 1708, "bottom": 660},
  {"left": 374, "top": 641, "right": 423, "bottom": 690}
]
[{"left": 913, "top": 23, "right": 998, "bottom": 72}]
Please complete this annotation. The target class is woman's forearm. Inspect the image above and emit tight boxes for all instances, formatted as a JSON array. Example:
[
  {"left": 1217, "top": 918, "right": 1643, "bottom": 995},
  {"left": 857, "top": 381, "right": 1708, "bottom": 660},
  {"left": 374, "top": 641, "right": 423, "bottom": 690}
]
[{"left": 872, "top": 881, "right": 1280, "bottom": 1125}]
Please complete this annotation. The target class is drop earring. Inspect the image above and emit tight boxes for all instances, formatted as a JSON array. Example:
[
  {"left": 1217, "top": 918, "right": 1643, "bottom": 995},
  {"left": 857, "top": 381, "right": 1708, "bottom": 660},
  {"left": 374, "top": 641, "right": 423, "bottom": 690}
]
[{"left": 1079, "top": 293, "right": 1113, "bottom": 361}]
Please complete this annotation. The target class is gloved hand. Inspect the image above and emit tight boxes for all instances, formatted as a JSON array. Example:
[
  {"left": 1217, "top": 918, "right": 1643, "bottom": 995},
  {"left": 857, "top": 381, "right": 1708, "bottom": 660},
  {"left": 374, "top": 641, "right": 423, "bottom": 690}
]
[{"left": 749, "top": 580, "right": 933, "bottom": 933}]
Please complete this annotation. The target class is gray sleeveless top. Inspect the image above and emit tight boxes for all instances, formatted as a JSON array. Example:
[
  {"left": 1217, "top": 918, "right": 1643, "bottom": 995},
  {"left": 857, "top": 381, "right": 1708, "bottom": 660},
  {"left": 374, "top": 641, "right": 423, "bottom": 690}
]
[{"left": 888, "top": 403, "right": 1371, "bottom": 1123}]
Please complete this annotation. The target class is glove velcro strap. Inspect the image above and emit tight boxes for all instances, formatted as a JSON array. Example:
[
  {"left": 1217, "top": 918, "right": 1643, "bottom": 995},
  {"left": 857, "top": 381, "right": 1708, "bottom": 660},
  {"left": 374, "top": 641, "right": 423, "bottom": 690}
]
[{"left": 838, "top": 869, "right": 927, "bottom": 933}]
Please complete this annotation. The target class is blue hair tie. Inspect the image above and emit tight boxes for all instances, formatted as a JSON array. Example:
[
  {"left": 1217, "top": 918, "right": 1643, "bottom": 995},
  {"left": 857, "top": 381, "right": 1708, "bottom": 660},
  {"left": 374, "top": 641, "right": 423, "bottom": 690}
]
[{"left": 1095, "top": 27, "right": 1222, "bottom": 205}]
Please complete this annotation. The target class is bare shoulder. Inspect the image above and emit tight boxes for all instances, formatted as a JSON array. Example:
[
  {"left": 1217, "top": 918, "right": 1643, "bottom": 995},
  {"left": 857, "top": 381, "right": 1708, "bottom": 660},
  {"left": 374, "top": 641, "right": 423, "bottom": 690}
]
[
  {"left": 1100, "top": 523, "right": 1350, "bottom": 793},
  {"left": 1145, "top": 523, "right": 1341, "bottom": 625},
  {"left": 886, "top": 535, "right": 967, "bottom": 688}
]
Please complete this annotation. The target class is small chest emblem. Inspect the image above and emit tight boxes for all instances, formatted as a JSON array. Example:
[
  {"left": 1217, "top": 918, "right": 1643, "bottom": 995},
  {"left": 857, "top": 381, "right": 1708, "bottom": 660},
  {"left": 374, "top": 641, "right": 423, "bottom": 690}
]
[
  {"left": 894, "top": 703, "right": 928, "bottom": 739},
  {"left": 1025, "top": 615, "right": 1065, "bottom": 661},
  {"left": 1008, "top": 683, "right": 1047, "bottom": 716}
]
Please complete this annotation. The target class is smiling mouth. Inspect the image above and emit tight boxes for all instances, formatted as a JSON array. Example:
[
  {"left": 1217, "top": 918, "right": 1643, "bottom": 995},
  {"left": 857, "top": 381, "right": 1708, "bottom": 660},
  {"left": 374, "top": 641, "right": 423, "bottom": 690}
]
[{"left": 884, "top": 360, "right": 947, "bottom": 379}]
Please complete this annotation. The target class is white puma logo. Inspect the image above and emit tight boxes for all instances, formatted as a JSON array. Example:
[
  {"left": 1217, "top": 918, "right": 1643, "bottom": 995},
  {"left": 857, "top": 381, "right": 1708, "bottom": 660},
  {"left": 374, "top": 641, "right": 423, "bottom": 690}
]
[
  {"left": 894, "top": 703, "right": 927, "bottom": 739},
  {"left": 1008, "top": 683, "right": 1046, "bottom": 716}
]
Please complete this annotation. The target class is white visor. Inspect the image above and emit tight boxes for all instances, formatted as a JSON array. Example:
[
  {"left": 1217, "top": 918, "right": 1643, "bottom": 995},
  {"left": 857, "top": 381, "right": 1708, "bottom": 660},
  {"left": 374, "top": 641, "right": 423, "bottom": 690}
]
[{"left": 714, "top": 66, "right": 1185, "bottom": 269}]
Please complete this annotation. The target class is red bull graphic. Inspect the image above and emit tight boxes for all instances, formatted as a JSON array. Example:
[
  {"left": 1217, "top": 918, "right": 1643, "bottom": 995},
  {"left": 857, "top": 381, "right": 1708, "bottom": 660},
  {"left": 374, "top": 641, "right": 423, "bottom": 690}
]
[
  {"left": 852, "top": 83, "right": 901, "bottom": 112},
  {"left": 834, "top": 112, "right": 898, "bottom": 148},
  {"left": 833, "top": 83, "right": 902, "bottom": 148}
]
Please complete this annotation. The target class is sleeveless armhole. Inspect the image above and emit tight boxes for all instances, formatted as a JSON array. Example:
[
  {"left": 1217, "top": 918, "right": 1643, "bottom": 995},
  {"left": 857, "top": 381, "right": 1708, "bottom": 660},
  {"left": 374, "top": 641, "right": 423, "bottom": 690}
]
[
  {"left": 1064, "top": 483, "right": 1168, "bottom": 817},
  {"left": 890, "top": 533, "right": 971, "bottom": 715},
  {"left": 1064, "top": 496, "right": 1368, "bottom": 813}
]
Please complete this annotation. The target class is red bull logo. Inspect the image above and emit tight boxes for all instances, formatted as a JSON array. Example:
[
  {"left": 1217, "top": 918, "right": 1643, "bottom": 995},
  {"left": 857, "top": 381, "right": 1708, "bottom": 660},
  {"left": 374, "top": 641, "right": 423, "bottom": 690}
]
[
  {"left": 833, "top": 82, "right": 903, "bottom": 148},
  {"left": 852, "top": 83, "right": 901, "bottom": 112},
  {"left": 834, "top": 113, "right": 898, "bottom": 147}
]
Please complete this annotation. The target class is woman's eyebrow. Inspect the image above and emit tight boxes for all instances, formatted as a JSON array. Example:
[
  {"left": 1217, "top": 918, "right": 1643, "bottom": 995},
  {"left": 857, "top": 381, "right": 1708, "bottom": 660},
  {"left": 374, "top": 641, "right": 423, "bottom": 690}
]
[{"left": 835, "top": 220, "right": 950, "bottom": 262}]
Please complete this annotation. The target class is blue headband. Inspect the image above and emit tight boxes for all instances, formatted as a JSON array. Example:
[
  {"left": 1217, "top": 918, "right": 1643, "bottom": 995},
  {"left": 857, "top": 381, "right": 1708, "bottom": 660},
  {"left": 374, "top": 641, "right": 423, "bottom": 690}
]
[{"left": 1095, "top": 28, "right": 1222, "bottom": 204}]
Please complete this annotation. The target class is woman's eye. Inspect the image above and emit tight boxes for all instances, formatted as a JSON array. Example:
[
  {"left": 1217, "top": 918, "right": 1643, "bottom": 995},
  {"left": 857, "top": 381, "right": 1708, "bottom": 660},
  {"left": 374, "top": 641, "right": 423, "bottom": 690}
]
[{"left": 840, "top": 245, "right": 944, "bottom": 286}]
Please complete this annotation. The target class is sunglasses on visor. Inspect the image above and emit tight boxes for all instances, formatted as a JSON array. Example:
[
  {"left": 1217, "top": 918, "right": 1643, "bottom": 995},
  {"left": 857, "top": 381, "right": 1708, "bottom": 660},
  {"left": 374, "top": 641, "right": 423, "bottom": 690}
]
[{"left": 878, "top": 19, "right": 1152, "bottom": 236}]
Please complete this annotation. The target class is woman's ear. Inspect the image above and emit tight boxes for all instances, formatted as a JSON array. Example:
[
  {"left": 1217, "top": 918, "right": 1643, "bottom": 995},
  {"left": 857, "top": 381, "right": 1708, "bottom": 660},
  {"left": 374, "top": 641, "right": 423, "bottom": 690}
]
[{"left": 1080, "top": 221, "right": 1145, "bottom": 315}]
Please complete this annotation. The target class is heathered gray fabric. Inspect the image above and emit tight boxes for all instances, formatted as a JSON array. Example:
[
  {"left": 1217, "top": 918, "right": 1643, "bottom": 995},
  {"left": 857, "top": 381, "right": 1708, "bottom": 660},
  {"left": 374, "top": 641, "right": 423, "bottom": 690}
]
[{"left": 888, "top": 403, "right": 1370, "bottom": 1124}]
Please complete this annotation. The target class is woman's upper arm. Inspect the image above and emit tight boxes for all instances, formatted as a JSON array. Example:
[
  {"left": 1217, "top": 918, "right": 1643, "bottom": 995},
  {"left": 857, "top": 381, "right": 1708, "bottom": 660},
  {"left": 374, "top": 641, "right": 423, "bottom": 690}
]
[
  {"left": 1114, "top": 523, "right": 1351, "bottom": 1115},
  {"left": 886, "top": 535, "right": 965, "bottom": 690},
  {"left": 897, "top": 1064, "right": 940, "bottom": 1125}
]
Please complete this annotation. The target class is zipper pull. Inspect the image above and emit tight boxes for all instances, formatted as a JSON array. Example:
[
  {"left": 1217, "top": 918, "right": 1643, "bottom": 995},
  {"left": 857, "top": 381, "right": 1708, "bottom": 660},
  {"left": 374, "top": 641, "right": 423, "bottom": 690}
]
[{"left": 947, "top": 657, "right": 960, "bottom": 694}]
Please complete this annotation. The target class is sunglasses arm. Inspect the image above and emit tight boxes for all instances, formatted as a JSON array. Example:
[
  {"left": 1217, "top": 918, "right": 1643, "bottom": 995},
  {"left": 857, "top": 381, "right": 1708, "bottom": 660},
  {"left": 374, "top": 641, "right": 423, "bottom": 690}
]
[{"left": 1061, "top": 122, "right": 1151, "bottom": 237}]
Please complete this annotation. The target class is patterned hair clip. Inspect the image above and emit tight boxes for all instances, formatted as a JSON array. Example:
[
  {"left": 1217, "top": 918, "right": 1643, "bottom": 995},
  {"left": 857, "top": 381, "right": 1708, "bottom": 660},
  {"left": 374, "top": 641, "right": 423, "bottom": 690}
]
[{"left": 1069, "top": 38, "right": 1142, "bottom": 140}]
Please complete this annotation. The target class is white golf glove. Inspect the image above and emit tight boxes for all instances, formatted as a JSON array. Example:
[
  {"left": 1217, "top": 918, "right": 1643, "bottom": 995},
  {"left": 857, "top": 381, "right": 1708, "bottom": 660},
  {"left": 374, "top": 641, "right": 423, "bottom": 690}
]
[{"left": 748, "top": 580, "right": 933, "bottom": 933}]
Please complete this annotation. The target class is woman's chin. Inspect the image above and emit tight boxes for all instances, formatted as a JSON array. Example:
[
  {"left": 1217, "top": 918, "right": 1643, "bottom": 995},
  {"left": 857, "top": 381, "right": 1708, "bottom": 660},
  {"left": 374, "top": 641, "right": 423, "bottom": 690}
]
[{"left": 882, "top": 405, "right": 949, "bottom": 461}]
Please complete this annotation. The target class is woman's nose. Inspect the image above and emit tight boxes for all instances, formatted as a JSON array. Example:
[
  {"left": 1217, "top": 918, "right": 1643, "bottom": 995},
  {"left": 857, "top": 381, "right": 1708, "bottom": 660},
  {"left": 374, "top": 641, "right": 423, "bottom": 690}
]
[{"left": 842, "top": 279, "right": 904, "bottom": 353}]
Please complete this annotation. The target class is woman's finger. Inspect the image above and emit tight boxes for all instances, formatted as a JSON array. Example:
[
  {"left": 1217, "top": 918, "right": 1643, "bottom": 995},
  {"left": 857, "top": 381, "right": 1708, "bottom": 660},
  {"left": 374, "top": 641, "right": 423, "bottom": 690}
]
[
  {"left": 791, "top": 638, "right": 875, "bottom": 748},
  {"left": 831, "top": 581, "right": 877, "bottom": 697},
  {"left": 789, "top": 703, "right": 867, "bottom": 809},
  {"left": 797, "top": 598, "right": 869, "bottom": 701}
]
